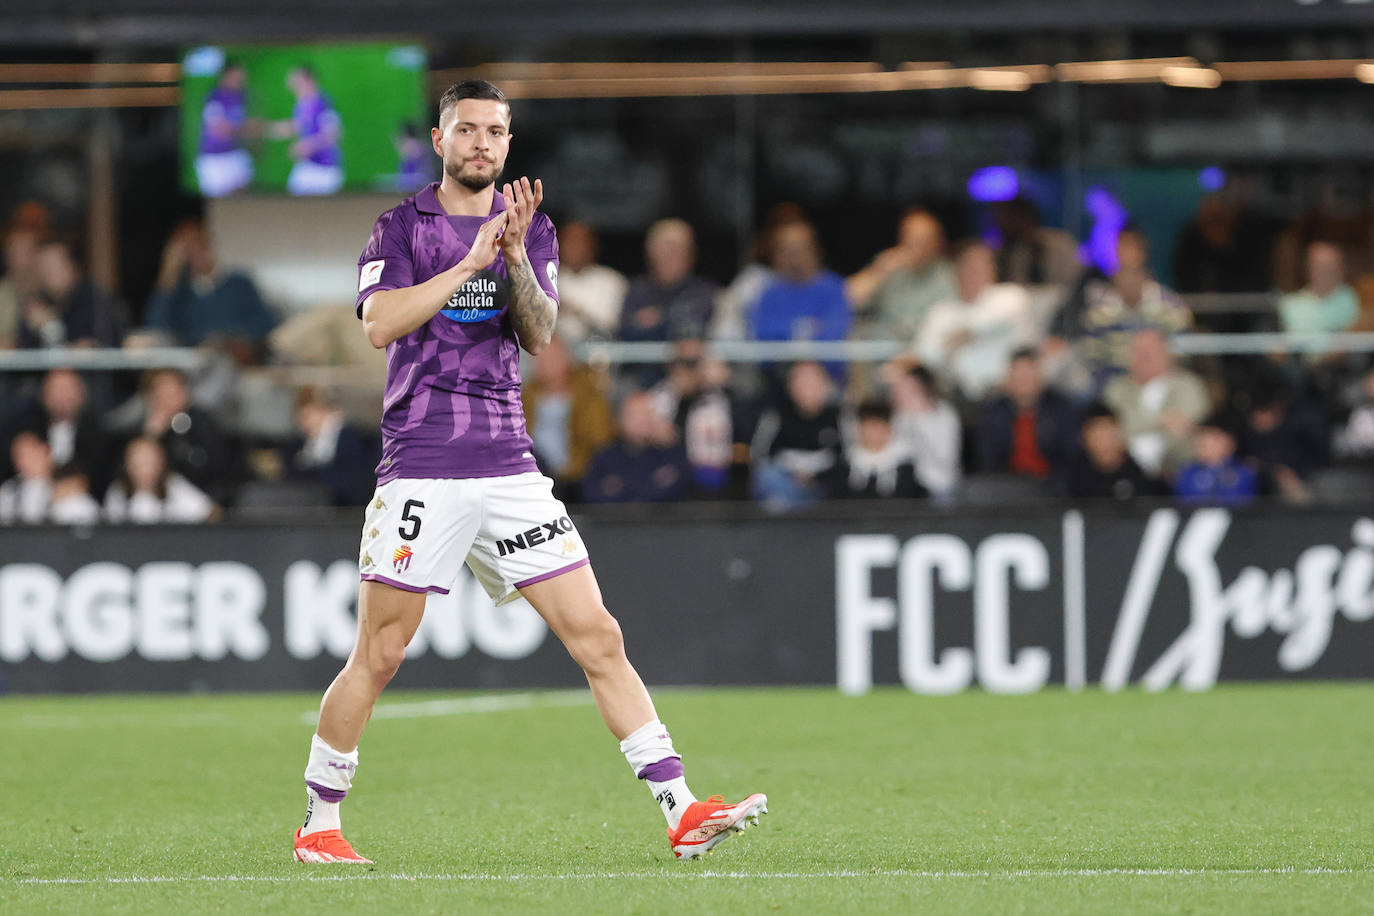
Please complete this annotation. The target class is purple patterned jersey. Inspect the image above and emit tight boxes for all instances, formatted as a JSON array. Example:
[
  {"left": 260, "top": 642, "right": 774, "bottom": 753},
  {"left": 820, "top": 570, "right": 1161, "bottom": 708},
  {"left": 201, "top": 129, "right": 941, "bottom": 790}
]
[
  {"left": 356, "top": 182, "right": 560, "bottom": 483},
  {"left": 293, "top": 93, "right": 342, "bottom": 167},
  {"left": 199, "top": 87, "right": 246, "bottom": 155}
]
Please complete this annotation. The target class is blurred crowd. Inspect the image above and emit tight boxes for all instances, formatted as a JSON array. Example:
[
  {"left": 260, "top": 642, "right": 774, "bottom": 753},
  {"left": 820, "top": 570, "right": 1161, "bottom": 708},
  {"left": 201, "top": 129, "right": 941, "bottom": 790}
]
[{"left": 5, "top": 186, "right": 1374, "bottom": 523}]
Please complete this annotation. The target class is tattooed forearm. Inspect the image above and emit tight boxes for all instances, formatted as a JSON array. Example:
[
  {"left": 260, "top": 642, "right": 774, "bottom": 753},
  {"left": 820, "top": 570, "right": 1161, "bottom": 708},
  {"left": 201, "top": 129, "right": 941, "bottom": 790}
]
[{"left": 506, "top": 254, "right": 557, "bottom": 354}]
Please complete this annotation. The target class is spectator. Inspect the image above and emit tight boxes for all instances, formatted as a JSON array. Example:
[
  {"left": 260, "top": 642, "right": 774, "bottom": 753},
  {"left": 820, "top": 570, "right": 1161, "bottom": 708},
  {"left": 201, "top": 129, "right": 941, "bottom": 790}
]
[
  {"left": 49, "top": 462, "right": 101, "bottom": 525},
  {"left": 1173, "top": 194, "right": 1267, "bottom": 296},
  {"left": 751, "top": 361, "right": 844, "bottom": 511},
  {"left": 104, "top": 437, "right": 216, "bottom": 523},
  {"left": 751, "top": 221, "right": 850, "bottom": 349},
  {"left": 1050, "top": 228, "right": 1191, "bottom": 395},
  {"left": 619, "top": 219, "right": 716, "bottom": 343},
  {"left": 282, "top": 387, "right": 377, "bottom": 507},
  {"left": 1335, "top": 366, "right": 1374, "bottom": 460},
  {"left": 11, "top": 369, "right": 111, "bottom": 493},
  {"left": 992, "top": 197, "right": 1081, "bottom": 289},
  {"left": 141, "top": 218, "right": 278, "bottom": 361},
  {"left": 1278, "top": 241, "right": 1358, "bottom": 335},
  {"left": 554, "top": 221, "right": 627, "bottom": 348},
  {"left": 976, "top": 347, "right": 1079, "bottom": 483},
  {"left": 582, "top": 390, "right": 692, "bottom": 504},
  {"left": 846, "top": 208, "right": 957, "bottom": 341},
  {"left": 1239, "top": 378, "right": 1330, "bottom": 502},
  {"left": 889, "top": 364, "right": 962, "bottom": 499},
  {"left": 648, "top": 339, "right": 742, "bottom": 497},
  {"left": 1102, "top": 329, "right": 1211, "bottom": 478},
  {"left": 0, "top": 431, "right": 53, "bottom": 524},
  {"left": 522, "top": 336, "right": 615, "bottom": 496},
  {"left": 838, "top": 399, "right": 924, "bottom": 499},
  {"left": 1064, "top": 404, "right": 1164, "bottom": 501},
  {"left": 915, "top": 240, "right": 1035, "bottom": 401},
  {"left": 131, "top": 368, "right": 235, "bottom": 504},
  {"left": 18, "top": 239, "right": 123, "bottom": 349},
  {"left": 0, "top": 221, "right": 45, "bottom": 349},
  {"left": 1174, "top": 413, "right": 1258, "bottom": 507},
  {"left": 712, "top": 202, "right": 806, "bottom": 341},
  {"left": 1272, "top": 178, "right": 1367, "bottom": 293}
]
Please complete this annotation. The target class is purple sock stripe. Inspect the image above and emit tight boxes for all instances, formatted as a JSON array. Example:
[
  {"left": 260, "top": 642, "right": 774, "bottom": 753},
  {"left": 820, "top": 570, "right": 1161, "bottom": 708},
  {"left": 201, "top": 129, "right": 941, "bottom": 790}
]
[
  {"left": 307, "top": 781, "right": 347, "bottom": 803},
  {"left": 638, "top": 756, "right": 684, "bottom": 782},
  {"left": 514, "top": 557, "right": 590, "bottom": 590}
]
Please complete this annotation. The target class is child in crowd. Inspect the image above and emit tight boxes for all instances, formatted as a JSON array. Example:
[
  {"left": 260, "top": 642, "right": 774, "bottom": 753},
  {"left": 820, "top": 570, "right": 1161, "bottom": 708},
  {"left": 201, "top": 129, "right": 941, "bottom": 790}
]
[
  {"left": 104, "top": 436, "right": 216, "bottom": 523},
  {"left": 839, "top": 399, "right": 924, "bottom": 499},
  {"left": 1174, "top": 413, "right": 1259, "bottom": 507},
  {"left": 49, "top": 462, "right": 101, "bottom": 524}
]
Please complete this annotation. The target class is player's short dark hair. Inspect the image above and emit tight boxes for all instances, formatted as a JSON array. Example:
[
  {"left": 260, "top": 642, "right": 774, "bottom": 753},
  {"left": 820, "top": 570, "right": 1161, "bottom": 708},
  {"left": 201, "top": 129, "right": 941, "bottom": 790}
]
[
  {"left": 856, "top": 399, "right": 892, "bottom": 424},
  {"left": 439, "top": 79, "right": 509, "bottom": 126},
  {"left": 223, "top": 59, "right": 245, "bottom": 73}
]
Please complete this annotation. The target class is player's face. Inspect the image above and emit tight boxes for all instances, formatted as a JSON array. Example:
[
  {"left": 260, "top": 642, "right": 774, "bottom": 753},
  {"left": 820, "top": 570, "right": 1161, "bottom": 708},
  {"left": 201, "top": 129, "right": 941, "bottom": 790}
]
[{"left": 434, "top": 99, "right": 511, "bottom": 191}]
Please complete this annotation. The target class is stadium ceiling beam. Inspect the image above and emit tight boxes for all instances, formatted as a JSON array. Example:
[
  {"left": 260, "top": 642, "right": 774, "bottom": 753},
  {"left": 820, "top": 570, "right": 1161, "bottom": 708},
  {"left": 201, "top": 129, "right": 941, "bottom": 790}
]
[
  {"left": 4, "top": 57, "right": 1374, "bottom": 108},
  {"left": 0, "top": 1, "right": 1373, "bottom": 45}
]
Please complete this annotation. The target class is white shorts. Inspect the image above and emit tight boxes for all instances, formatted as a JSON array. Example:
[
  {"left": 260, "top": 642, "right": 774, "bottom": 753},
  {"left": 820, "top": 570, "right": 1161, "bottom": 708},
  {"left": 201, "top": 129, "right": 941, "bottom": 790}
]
[
  {"left": 358, "top": 473, "right": 590, "bottom": 605},
  {"left": 287, "top": 160, "right": 345, "bottom": 195},
  {"left": 195, "top": 149, "right": 254, "bottom": 197}
]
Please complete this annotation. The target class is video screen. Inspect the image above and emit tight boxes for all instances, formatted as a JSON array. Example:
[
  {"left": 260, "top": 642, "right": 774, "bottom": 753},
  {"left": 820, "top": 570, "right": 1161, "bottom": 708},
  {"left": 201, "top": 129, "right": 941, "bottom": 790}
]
[{"left": 180, "top": 43, "right": 432, "bottom": 198}]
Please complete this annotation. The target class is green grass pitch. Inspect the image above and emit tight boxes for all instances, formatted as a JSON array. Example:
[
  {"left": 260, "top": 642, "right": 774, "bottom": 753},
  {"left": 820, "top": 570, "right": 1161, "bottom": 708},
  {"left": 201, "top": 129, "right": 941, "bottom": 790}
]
[{"left": 2, "top": 684, "right": 1372, "bottom": 914}]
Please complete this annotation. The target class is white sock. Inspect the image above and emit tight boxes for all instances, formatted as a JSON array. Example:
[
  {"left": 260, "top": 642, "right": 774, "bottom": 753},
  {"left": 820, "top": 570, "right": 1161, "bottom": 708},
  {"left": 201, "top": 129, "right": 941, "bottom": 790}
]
[
  {"left": 647, "top": 775, "right": 698, "bottom": 829},
  {"left": 302, "top": 786, "right": 342, "bottom": 835},
  {"left": 619, "top": 719, "right": 698, "bottom": 828},
  {"left": 302, "top": 734, "right": 357, "bottom": 836}
]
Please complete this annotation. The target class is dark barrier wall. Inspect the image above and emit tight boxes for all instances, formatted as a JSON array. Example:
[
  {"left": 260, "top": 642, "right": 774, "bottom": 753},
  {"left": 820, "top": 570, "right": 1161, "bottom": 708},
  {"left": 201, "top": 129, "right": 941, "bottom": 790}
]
[{"left": 1, "top": 505, "right": 1372, "bottom": 693}]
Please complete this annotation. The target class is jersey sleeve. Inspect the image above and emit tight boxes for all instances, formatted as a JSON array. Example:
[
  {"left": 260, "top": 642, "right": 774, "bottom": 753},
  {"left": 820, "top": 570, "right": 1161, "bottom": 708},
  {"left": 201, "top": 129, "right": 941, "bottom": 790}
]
[
  {"left": 525, "top": 213, "right": 560, "bottom": 304},
  {"left": 356, "top": 209, "right": 414, "bottom": 317}
]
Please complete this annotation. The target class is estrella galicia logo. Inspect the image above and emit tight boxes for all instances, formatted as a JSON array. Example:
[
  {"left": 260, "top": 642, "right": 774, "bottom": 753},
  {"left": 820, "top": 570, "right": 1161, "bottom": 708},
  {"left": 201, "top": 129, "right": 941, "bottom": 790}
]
[{"left": 440, "top": 269, "right": 506, "bottom": 323}]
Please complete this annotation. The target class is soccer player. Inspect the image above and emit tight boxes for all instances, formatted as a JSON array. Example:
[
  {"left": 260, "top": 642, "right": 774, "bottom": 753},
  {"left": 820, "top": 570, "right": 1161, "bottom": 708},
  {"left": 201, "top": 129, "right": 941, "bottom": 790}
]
[
  {"left": 194, "top": 60, "right": 253, "bottom": 197},
  {"left": 293, "top": 79, "right": 766, "bottom": 865},
  {"left": 272, "top": 64, "right": 344, "bottom": 195}
]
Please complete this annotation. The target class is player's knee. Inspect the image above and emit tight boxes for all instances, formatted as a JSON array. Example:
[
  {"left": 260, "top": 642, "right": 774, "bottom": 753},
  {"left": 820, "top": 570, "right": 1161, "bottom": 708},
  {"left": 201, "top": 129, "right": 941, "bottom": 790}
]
[
  {"left": 567, "top": 610, "right": 625, "bottom": 675},
  {"left": 363, "top": 634, "right": 408, "bottom": 688}
]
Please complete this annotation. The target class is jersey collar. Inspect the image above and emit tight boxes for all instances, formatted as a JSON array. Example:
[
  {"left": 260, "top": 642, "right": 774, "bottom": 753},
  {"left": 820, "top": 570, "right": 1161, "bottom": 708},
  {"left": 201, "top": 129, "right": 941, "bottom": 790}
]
[{"left": 415, "top": 181, "right": 507, "bottom": 218}]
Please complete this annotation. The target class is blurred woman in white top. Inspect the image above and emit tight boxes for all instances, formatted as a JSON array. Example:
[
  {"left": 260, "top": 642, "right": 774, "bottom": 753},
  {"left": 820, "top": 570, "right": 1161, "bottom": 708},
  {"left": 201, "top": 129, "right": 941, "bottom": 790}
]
[{"left": 104, "top": 436, "right": 216, "bottom": 523}]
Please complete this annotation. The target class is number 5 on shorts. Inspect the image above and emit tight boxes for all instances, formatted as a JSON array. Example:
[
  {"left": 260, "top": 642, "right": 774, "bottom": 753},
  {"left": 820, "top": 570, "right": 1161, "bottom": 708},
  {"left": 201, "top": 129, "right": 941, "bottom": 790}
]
[{"left": 398, "top": 499, "right": 425, "bottom": 540}]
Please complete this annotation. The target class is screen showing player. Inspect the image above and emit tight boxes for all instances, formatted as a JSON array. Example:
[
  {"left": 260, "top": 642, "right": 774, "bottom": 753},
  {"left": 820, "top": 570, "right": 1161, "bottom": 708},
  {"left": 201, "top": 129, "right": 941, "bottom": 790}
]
[{"left": 180, "top": 43, "right": 428, "bottom": 198}]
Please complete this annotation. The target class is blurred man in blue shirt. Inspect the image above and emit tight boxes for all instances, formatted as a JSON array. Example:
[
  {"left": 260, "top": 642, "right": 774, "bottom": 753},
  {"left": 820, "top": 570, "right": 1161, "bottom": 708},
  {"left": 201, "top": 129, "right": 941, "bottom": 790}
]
[
  {"left": 143, "top": 218, "right": 277, "bottom": 362},
  {"left": 751, "top": 221, "right": 849, "bottom": 347}
]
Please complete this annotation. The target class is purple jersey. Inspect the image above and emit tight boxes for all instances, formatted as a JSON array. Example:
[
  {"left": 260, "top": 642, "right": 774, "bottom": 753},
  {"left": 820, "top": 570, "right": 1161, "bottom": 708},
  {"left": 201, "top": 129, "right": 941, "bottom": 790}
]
[
  {"left": 199, "top": 87, "right": 246, "bottom": 155},
  {"left": 293, "top": 93, "right": 342, "bottom": 167},
  {"left": 356, "top": 182, "right": 560, "bottom": 483}
]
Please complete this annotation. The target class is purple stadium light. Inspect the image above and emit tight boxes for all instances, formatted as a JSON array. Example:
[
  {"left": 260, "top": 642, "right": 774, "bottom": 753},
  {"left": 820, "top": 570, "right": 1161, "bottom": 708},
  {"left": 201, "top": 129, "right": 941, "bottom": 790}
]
[
  {"left": 968, "top": 166, "right": 1019, "bottom": 202},
  {"left": 1080, "top": 186, "right": 1129, "bottom": 275},
  {"left": 1198, "top": 166, "right": 1226, "bottom": 191}
]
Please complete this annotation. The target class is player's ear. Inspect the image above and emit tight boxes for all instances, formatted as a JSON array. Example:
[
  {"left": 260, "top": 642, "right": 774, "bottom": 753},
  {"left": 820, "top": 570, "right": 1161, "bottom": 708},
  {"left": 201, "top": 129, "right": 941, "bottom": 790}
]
[{"left": 430, "top": 126, "right": 443, "bottom": 155}]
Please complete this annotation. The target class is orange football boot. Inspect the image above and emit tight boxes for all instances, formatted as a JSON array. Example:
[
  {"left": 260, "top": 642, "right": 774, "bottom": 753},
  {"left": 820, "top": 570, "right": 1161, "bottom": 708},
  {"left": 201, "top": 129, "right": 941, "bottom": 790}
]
[
  {"left": 293, "top": 828, "right": 373, "bottom": 864},
  {"left": 666, "top": 793, "right": 768, "bottom": 859}
]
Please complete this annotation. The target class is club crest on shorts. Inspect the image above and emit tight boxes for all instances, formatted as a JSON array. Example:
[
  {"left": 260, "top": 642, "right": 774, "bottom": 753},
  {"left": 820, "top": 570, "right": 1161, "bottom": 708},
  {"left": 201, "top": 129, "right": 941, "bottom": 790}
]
[{"left": 392, "top": 545, "right": 414, "bottom": 573}]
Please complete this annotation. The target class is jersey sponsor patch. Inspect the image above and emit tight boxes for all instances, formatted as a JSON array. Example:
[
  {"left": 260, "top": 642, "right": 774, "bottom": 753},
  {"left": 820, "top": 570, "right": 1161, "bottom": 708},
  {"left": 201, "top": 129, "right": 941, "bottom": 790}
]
[
  {"left": 545, "top": 261, "right": 559, "bottom": 290},
  {"left": 359, "top": 260, "right": 385, "bottom": 291},
  {"left": 440, "top": 269, "right": 507, "bottom": 323}
]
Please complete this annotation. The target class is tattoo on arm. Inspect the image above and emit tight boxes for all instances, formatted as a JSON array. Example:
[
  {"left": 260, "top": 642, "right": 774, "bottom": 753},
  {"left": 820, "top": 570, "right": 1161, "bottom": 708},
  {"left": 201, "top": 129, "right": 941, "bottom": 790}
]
[{"left": 506, "top": 254, "right": 556, "bottom": 352}]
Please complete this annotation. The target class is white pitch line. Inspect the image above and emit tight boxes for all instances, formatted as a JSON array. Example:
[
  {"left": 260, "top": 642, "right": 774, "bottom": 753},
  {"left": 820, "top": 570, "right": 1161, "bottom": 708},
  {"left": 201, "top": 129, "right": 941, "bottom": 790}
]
[
  {"left": 298, "top": 690, "right": 594, "bottom": 725},
  {"left": 11, "top": 867, "right": 1373, "bottom": 885}
]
